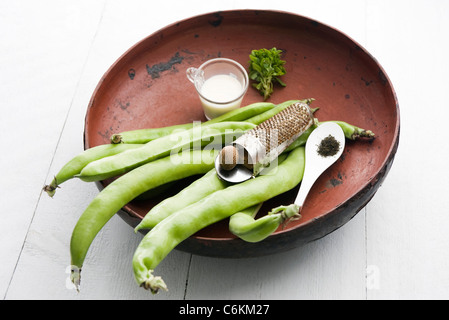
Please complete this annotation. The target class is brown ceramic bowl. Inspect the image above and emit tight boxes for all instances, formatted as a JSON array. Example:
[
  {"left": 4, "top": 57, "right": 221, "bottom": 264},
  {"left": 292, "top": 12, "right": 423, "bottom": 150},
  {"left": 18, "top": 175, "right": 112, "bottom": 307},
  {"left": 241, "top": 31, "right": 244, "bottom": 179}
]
[{"left": 84, "top": 10, "right": 399, "bottom": 258}]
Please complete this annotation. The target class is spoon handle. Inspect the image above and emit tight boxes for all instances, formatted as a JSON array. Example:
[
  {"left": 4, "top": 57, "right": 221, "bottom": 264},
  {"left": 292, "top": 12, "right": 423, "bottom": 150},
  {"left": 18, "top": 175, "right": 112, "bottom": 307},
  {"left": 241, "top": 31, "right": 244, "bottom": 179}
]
[{"left": 293, "top": 169, "right": 315, "bottom": 210}]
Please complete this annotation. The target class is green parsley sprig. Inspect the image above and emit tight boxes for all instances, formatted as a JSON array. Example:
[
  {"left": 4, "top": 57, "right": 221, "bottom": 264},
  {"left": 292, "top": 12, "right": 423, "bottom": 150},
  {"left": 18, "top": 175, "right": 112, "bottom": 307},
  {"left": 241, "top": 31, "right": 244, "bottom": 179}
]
[{"left": 249, "top": 47, "right": 287, "bottom": 100}]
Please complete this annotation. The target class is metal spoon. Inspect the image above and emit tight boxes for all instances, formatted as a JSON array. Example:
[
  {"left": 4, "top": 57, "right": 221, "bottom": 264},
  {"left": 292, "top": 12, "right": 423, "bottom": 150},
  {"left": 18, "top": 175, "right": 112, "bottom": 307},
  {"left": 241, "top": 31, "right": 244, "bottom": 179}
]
[
  {"left": 214, "top": 154, "right": 254, "bottom": 184},
  {"left": 293, "top": 121, "right": 345, "bottom": 211}
]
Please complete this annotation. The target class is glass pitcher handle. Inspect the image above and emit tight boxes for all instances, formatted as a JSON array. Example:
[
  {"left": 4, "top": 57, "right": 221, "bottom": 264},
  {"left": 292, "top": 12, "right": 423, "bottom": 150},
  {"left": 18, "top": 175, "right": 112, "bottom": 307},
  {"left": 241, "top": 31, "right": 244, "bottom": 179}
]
[{"left": 186, "top": 67, "right": 203, "bottom": 84}]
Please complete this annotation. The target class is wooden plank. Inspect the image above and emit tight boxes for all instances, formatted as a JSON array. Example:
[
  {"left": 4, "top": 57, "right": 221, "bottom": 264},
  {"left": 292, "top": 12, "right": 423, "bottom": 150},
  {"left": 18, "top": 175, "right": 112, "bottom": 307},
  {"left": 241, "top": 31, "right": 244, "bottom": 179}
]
[
  {"left": 4, "top": 0, "right": 194, "bottom": 299},
  {"left": 6, "top": 0, "right": 448, "bottom": 300},
  {"left": 0, "top": 0, "right": 107, "bottom": 298},
  {"left": 365, "top": 0, "right": 449, "bottom": 299},
  {"left": 185, "top": 212, "right": 367, "bottom": 299}
]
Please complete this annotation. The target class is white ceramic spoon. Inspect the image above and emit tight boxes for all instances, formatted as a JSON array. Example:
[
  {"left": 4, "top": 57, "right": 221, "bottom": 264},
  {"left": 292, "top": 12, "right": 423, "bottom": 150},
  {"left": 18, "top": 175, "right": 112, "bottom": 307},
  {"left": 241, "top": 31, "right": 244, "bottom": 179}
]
[
  {"left": 293, "top": 121, "right": 346, "bottom": 211},
  {"left": 268, "top": 121, "right": 346, "bottom": 220}
]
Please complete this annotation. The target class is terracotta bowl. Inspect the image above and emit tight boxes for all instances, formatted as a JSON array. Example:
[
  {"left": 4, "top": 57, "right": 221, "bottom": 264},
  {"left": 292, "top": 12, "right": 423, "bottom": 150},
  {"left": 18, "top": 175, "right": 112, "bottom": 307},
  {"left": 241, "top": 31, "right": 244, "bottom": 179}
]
[{"left": 84, "top": 10, "right": 399, "bottom": 258}]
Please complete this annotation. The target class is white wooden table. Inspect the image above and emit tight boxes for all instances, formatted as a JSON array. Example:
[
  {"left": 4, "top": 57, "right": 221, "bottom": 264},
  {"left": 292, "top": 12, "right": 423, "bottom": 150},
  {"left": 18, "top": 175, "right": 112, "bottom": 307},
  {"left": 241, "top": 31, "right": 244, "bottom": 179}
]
[{"left": 1, "top": 0, "right": 448, "bottom": 300}]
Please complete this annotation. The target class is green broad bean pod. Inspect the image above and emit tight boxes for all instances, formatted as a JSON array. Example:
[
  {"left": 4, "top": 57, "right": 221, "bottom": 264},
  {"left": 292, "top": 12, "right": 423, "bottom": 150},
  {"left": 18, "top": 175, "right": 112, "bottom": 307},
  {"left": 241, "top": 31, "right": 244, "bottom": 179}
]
[
  {"left": 135, "top": 169, "right": 230, "bottom": 232},
  {"left": 228, "top": 202, "right": 301, "bottom": 243},
  {"left": 227, "top": 154, "right": 300, "bottom": 243},
  {"left": 284, "top": 119, "right": 375, "bottom": 153},
  {"left": 132, "top": 146, "right": 306, "bottom": 293},
  {"left": 135, "top": 181, "right": 177, "bottom": 201},
  {"left": 110, "top": 102, "right": 275, "bottom": 144},
  {"left": 70, "top": 149, "right": 218, "bottom": 291},
  {"left": 111, "top": 123, "right": 194, "bottom": 144},
  {"left": 77, "top": 121, "right": 256, "bottom": 182},
  {"left": 321, "top": 120, "right": 375, "bottom": 139},
  {"left": 43, "top": 143, "right": 143, "bottom": 197},
  {"left": 206, "top": 102, "right": 275, "bottom": 123}
]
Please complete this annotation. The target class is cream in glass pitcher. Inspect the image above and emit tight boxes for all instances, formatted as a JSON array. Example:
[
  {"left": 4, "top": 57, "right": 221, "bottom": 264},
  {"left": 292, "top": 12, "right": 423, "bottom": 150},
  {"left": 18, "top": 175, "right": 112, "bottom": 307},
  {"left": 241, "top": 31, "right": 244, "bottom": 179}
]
[{"left": 186, "top": 58, "right": 249, "bottom": 120}]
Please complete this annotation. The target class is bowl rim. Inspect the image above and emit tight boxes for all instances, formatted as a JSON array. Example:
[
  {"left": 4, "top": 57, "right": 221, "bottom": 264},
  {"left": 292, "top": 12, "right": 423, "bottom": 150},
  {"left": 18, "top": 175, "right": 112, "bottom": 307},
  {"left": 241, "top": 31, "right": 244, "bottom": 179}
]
[{"left": 84, "top": 8, "right": 400, "bottom": 244}]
